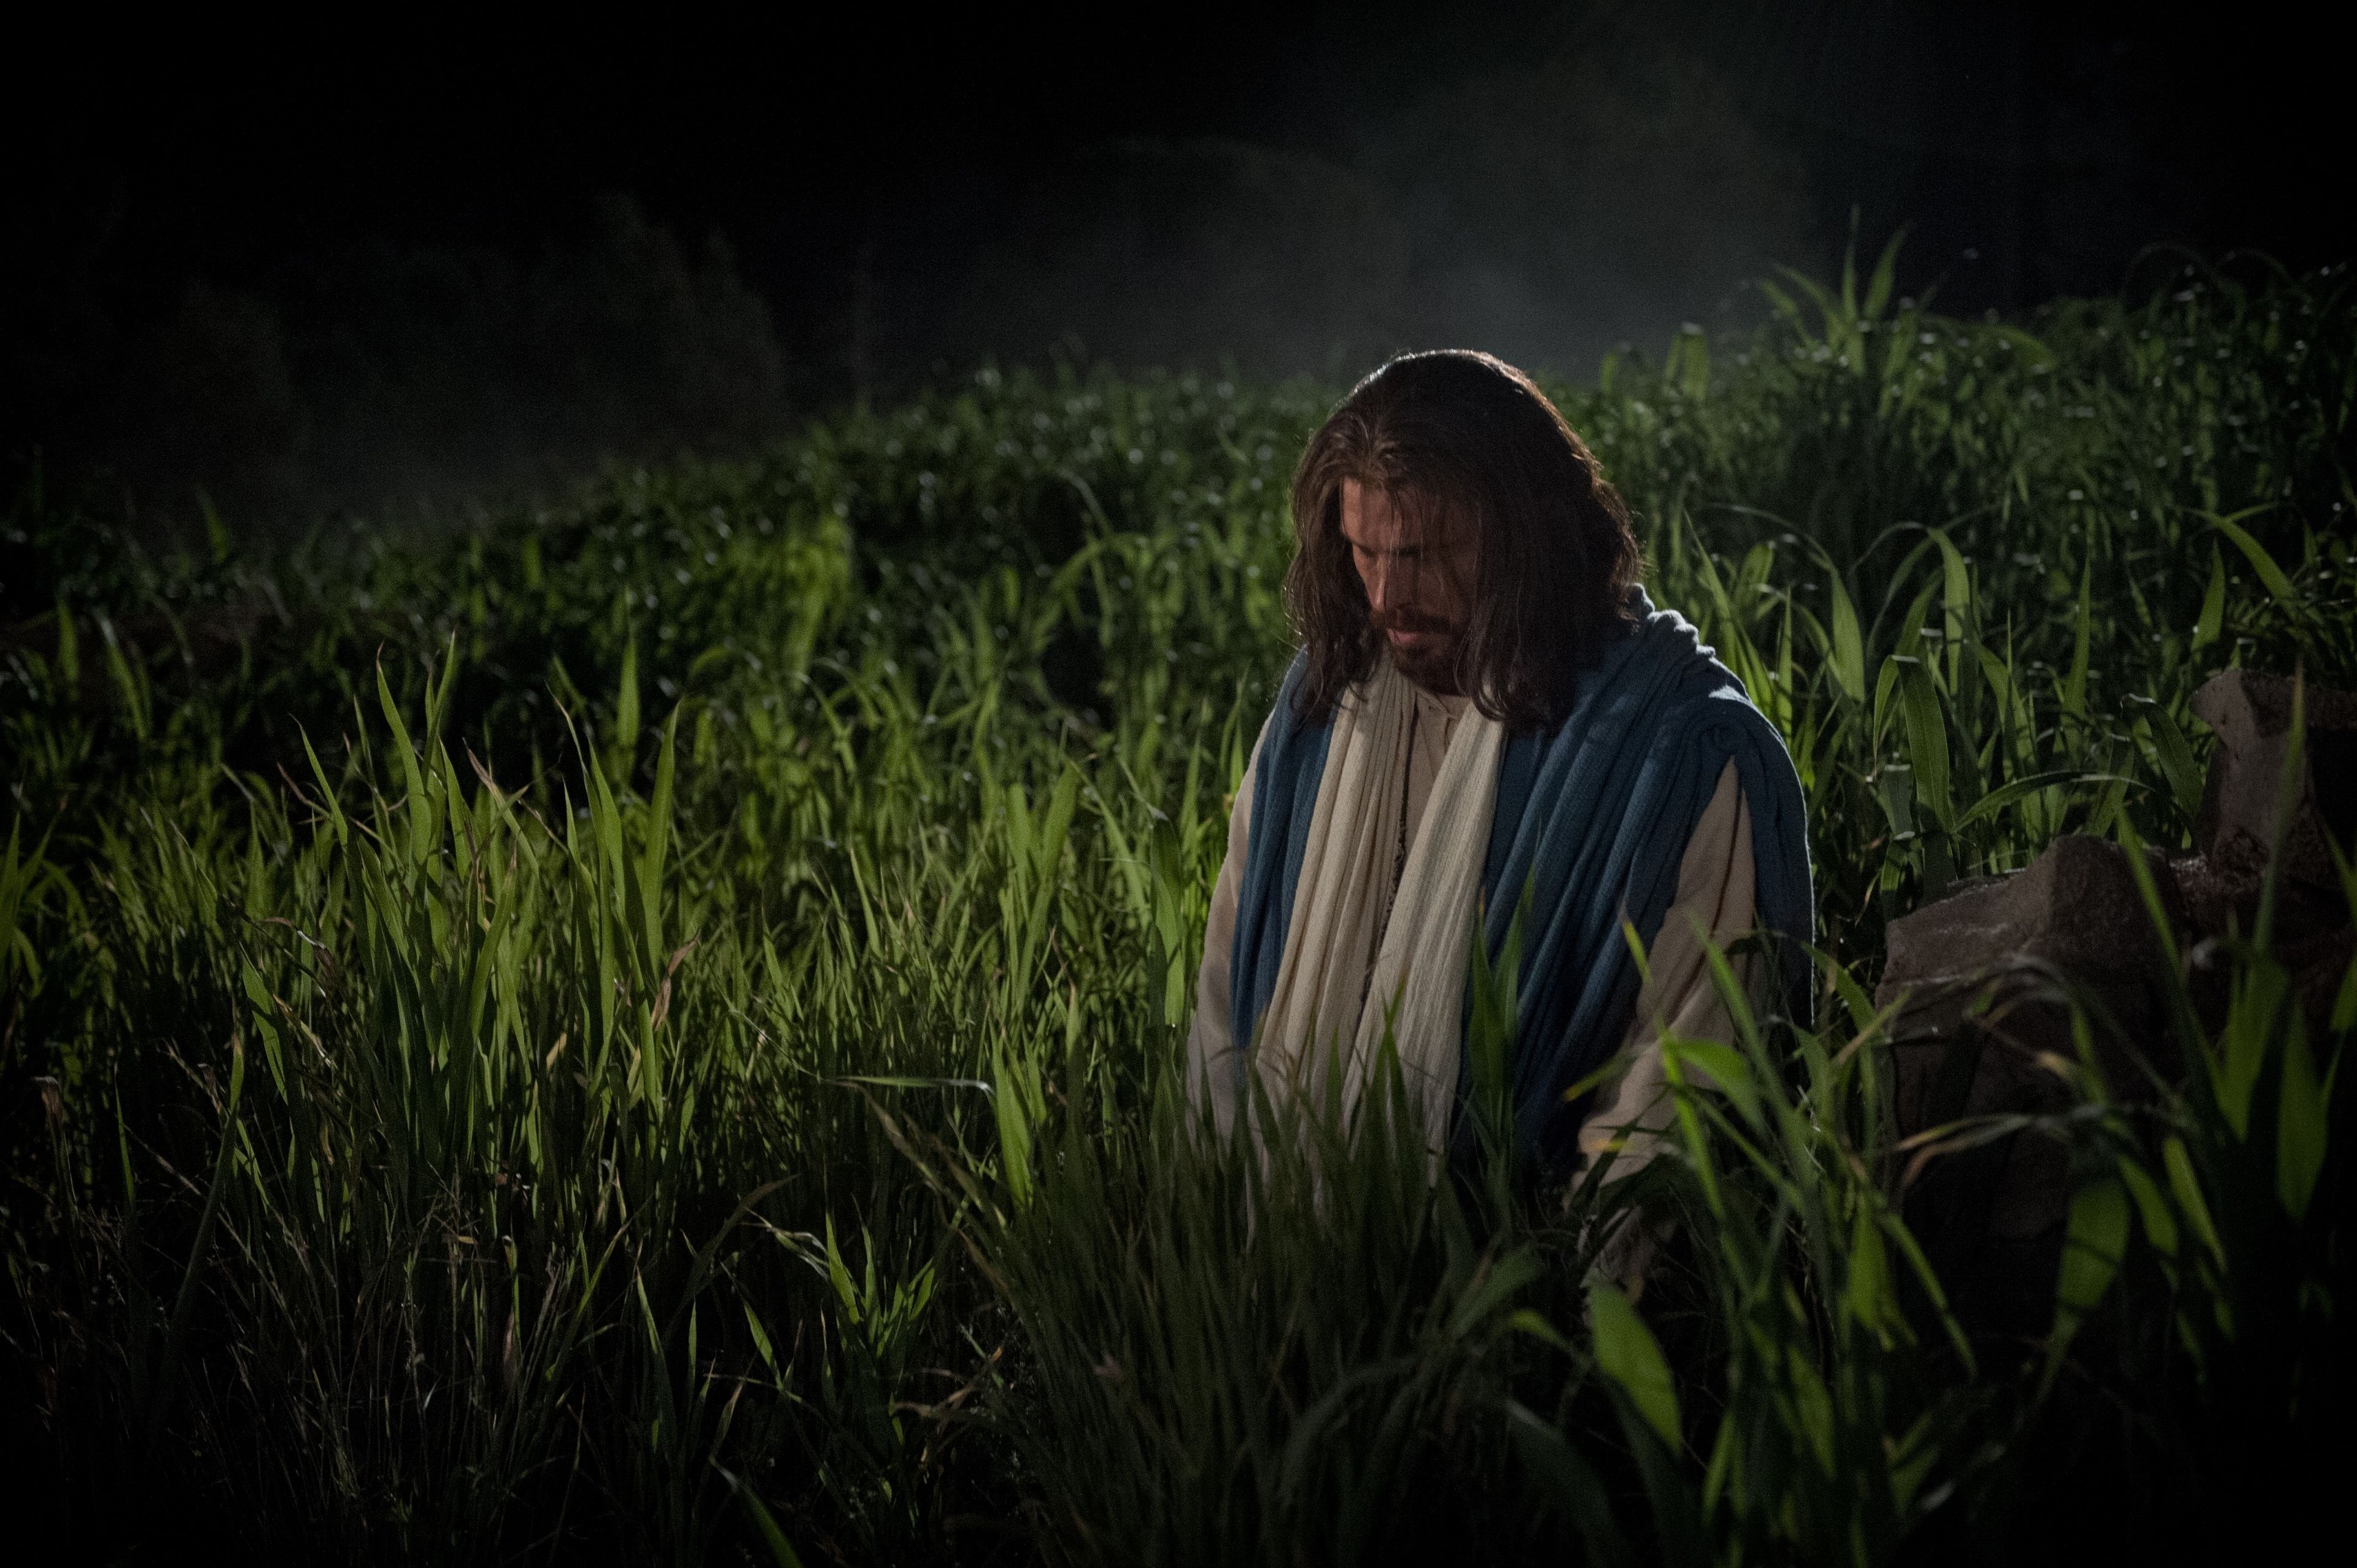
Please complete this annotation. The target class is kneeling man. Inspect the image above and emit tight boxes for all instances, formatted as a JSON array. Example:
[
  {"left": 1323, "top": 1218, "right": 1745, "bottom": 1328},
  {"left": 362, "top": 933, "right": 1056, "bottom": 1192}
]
[{"left": 1189, "top": 350, "right": 1813, "bottom": 1192}]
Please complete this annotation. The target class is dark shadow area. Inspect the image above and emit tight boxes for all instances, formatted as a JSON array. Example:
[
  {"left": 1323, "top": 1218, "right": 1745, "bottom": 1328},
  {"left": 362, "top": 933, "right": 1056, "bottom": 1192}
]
[{"left": 6, "top": 2, "right": 2351, "bottom": 540}]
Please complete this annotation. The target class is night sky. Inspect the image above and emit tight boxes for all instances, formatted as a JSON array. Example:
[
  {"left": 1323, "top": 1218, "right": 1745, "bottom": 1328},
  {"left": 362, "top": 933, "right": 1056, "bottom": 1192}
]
[{"left": 9, "top": 2, "right": 2347, "bottom": 527}]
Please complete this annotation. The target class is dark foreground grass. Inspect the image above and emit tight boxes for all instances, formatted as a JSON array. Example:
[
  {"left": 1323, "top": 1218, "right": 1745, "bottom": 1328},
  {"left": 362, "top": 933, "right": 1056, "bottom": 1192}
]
[{"left": 2, "top": 244, "right": 2353, "bottom": 1562}]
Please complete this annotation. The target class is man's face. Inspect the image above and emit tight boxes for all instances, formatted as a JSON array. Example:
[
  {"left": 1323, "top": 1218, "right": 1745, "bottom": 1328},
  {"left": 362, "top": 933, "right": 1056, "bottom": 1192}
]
[{"left": 1340, "top": 477, "right": 1479, "bottom": 694}]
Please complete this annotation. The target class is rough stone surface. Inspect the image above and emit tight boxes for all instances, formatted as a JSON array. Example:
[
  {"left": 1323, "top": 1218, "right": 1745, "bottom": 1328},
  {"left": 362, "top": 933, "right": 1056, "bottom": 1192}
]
[
  {"left": 1878, "top": 836, "right": 2186, "bottom": 1333},
  {"left": 1881, "top": 835, "right": 2183, "bottom": 1007},
  {"left": 2190, "top": 669, "right": 2357, "bottom": 898},
  {"left": 2169, "top": 847, "right": 2353, "bottom": 1033},
  {"left": 1878, "top": 835, "right": 2186, "bottom": 1110},
  {"left": 2172, "top": 670, "right": 2357, "bottom": 1029},
  {"left": 1876, "top": 670, "right": 2356, "bottom": 1340}
]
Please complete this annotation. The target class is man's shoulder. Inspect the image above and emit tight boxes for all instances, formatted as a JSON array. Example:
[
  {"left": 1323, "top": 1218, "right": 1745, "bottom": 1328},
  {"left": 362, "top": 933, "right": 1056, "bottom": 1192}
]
[{"left": 1242, "top": 652, "right": 1332, "bottom": 808}]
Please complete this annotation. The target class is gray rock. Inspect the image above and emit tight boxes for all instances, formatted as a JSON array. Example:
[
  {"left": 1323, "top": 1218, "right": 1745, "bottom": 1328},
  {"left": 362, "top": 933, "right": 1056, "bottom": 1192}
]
[
  {"left": 1872, "top": 672, "right": 2357, "bottom": 1339},
  {"left": 2190, "top": 670, "right": 2357, "bottom": 898},
  {"left": 1881, "top": 835, "right": 2182, "bottom": 1005},
  {"left": 2170, "top": 671, "right": 2357, "bottom": 1029},
  {"left": 1876, "top": 834, "right": 2184, "bottom": 1121},
  {"left": 1876, "top": 836, "right": 2187, "bottom": 1335}
]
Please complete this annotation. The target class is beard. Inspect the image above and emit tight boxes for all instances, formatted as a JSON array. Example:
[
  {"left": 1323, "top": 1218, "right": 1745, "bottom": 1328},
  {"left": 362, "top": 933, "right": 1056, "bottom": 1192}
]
[{"left": 1374, "top": 612, "right": 1463, "bottom": 694}]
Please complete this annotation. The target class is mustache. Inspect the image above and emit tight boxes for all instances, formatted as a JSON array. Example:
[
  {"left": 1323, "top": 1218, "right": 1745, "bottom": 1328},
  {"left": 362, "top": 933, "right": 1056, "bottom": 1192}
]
[{"left": 1371, "top": 609, "right": 1457, "bottom": 635}]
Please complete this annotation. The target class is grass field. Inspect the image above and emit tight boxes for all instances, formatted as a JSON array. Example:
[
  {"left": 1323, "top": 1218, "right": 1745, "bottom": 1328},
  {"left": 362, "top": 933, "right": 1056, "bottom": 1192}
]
[{"left": 4, "top": 244, "right": 2353, "bottom": 1563}]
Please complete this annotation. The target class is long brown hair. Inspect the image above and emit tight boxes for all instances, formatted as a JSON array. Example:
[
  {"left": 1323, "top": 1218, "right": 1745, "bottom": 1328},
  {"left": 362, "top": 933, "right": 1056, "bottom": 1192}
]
[{"left": 1285, "top": 349, "right": 1641, "bottom": 730}]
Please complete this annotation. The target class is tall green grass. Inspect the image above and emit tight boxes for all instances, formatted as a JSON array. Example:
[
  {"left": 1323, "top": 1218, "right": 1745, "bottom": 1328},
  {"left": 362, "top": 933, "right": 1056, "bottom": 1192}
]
[{"left": 2, "top": 244, "right": 2351, "bottom": 1561}]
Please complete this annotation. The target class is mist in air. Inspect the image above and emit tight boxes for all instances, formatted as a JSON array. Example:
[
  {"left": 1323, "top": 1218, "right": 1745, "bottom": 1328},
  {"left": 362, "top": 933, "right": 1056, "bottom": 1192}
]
[{"left": 5, "top": 4, "right": 2337, "bottom": 531}]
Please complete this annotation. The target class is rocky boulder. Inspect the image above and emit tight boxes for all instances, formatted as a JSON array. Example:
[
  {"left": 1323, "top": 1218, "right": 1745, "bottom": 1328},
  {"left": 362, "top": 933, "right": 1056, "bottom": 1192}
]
[
  {"left": 1878, "top": 670, "right": 2356, "bottom": 1338},
  {"left": 1876, "top": 835, "right": 2186, "bottom": 1334},
  {"left": 2188, "top": 669, "right": 2357, "bottom": 904},
  {"left": 2172, "top": 670, "right": 2357, "bottom": 1029}
]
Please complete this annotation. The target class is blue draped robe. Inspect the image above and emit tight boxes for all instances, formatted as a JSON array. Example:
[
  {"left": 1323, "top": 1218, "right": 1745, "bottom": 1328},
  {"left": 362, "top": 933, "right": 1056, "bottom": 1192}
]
[{"left": 1226, "top": 590, "right": 1814, "bottom": 1166}]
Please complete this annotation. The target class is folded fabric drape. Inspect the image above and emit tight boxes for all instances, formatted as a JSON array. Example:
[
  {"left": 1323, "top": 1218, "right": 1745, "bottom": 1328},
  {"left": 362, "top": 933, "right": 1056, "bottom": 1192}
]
[
  {"left": 1248, "top": 656, "right": 1506, "bottom": 1153},
  {"left": 1229, "top": 588, "right": 1813, "bottom": 1168}
]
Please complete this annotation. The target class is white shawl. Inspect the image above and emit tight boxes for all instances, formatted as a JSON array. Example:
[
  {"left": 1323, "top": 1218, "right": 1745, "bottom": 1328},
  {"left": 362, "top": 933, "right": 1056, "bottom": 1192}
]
[{"left": 1251, "top": 659, "right": 1506, "bottom": 1152}]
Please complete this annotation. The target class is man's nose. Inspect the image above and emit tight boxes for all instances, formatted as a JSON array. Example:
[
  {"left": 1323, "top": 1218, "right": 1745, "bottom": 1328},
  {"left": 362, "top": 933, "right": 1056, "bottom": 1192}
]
[{"left": 1366, "top": 555, "right": 1413, "bottom": 616}]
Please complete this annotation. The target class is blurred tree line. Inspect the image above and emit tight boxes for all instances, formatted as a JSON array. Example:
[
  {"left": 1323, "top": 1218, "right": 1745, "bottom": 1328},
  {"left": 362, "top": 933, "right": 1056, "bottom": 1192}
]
[{"left": 7, "top": 196, "right": 787, "bottom": 532}]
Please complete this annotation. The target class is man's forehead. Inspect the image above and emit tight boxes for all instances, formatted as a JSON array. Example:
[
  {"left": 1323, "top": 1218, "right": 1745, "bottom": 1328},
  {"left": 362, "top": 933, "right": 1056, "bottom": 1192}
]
[{"left": 1340, "top": 479, "right": 1464, "bottom": 545}]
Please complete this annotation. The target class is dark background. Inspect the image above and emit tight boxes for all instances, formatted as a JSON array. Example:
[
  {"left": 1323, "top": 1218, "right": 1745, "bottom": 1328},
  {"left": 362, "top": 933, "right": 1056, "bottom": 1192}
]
[{"left": 7, "top": 2, "right": 2347, "bottom": 531}]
